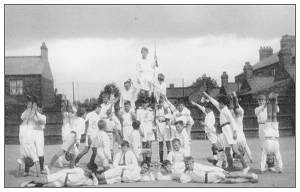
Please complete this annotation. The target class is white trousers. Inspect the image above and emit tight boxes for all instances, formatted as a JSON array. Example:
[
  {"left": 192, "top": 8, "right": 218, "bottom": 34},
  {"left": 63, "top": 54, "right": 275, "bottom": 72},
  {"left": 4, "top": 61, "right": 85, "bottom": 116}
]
[
  {"left": 104, "top": 166, "right": 141, "bottom": 184},
  {"left": 33, "top": 130, "right": 44, "bottom": 156}
]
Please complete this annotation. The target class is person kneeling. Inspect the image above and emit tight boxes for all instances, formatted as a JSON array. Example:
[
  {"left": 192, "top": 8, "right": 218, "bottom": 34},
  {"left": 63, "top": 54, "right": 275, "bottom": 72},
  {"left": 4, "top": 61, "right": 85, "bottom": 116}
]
[{"left": 95, "top": 141, "right": 141, "bottom": 184}]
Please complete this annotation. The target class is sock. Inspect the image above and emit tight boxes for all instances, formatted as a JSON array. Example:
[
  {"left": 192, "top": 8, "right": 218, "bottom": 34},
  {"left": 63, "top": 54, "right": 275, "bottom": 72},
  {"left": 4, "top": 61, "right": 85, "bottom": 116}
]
[
  {"left": 166, "top": 141, "right": 171, "bottom": 154},
  {"left": 39, "top": 156, "right": 44, "bottom": 171}
]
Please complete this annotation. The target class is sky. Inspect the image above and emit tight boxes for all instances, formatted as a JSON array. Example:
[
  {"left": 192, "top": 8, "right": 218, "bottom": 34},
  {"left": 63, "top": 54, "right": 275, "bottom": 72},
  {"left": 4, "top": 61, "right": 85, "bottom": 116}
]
[{"left": 5, "top": 5, "right": 295, "bottom": 101}]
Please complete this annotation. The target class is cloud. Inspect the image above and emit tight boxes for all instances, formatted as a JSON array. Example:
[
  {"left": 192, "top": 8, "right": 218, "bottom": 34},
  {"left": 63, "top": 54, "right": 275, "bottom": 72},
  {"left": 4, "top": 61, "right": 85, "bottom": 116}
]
[
  {"left": 5, "top": 5, "right": 295, "bottom": 49},
  {"left": 5, "top": 35, "right": 281, "bottom": 101}
]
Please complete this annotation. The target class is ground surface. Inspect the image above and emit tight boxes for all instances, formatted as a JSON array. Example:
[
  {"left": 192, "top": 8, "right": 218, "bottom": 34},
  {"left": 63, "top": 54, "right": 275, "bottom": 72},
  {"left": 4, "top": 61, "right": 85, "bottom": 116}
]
[{"left": 5, "top": 137, "right": 295, "bottom": 187}]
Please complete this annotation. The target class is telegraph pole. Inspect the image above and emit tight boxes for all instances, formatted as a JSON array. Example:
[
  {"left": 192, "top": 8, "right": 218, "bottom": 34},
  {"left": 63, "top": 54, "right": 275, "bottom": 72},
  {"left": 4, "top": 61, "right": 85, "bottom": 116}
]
[
  {"left": 72, "top": 81, "right": 75, "bottom": 104},
  {"left": 182, "top": 78, "right": 185, "bottom": 97},
  {"left": 77, "top": 81, "right": 79, "bottom": 102}
]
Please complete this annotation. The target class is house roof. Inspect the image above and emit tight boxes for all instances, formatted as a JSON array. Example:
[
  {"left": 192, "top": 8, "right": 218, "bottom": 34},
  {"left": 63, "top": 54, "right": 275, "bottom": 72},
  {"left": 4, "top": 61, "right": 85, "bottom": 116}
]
[
  {"left": 5, "top": 56, "right": 53, "bottom": 80},
  {"left": 241, "top": 78, "right": 291, "bottom": 95},
  {"left": 247, "top": 76, "right": 274, "bottom": 92}
]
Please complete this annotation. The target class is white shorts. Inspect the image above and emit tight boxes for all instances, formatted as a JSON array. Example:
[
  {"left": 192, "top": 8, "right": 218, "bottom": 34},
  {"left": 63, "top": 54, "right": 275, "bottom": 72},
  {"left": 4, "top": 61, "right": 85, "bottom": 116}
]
[
  {"left": 258, "top": 123, "right": 266, "bottom": 142},
  {"left": 222, "top": 125, "right": 237, "bottom": 147},
  {"left": 61, "top": 133, "right": 76, "bottom": 151},
  {"left": 141, "top": 123, "right": 155, "bottom": 142},
  {"left": 262, "top": 139, "right": 280, "bottom": 154},
  {"left": 86, "top": 134, "right": 97, "bottom": 147},
  {"left": 122, "top": 126, "right": 133, "bottom": 142},
  {"left": 236, "top": 132, "right": 248, "bottom": 150},
  {"left": 33, "top": 130, "right": 44, "bottom": 156},
  {"left": 157, "top": 122, "right": 172, "bottom": 141},
  {"left": 20, "top": 143, "right": 39, "bottom": 162}
]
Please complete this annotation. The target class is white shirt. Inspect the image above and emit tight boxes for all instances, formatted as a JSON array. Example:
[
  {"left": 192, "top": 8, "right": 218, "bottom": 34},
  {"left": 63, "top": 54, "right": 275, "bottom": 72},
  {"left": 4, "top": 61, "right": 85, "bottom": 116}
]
[
  {"left": 104, "top": 115, "right": 121, "bottom": 132},
  {"left": 137, "top": 57, "right": 156, "bottom": 80},
  {"left": 100, "top": 103, "right": 114, "bottom": 118},
  {"left": 136, "top": 107, "right": 154, "bottom": 124},
  {"left": 173, "top": 107, "right": 194, "bottom": 127},
  {"left": 167, "top": 149, "right": 185, "bottom": 164},
  {"left": 155, "top": 81, "right": 167, "bottom": 96},
  {"left": 119, "top": 87, "right": 138, "bottom": 109},
  {"left": 72, "top": 117, "right": 85, "bottom": 142},
  {"left": 232, "top": 107, "right": 244, "bottom": 134},
  {"left": 210, "top": 97, "right": 237, "bottom": 131},
  {"left": 113, "top": 150, "right": 139, "bottom": 171},
  {"left": 121, "top": 111, "right": 134, "bottom": 127},
  {"left": 129, "top": 130, "right": 142, "bottom": 159},
  {"left": 255, "top": 105, "right": 268, "bottom": 123},
  {"left": 86, "top": 111, "right": 100, "bottom": 135},
  {"left": 204, "top": 111, "right": 216, "bottom": 134},
  {"left": 174, "top": 129, "right": 191, "bottom": 156},
  {"left": 93, "top": 130, "right": 111, "bottom": 161}
]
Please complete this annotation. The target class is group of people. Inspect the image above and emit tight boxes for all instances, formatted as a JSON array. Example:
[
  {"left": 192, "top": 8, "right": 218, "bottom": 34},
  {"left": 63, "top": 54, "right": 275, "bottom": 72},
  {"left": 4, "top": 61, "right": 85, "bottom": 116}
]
[{"left": 18, "top": 47, "right": 283, "bottom": 187}]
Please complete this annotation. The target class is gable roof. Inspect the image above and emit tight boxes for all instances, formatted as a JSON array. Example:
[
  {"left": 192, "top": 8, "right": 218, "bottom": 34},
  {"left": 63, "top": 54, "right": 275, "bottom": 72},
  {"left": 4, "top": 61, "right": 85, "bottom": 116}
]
[{"left": 5, "top": 56, "right": 53, "bottom": 80}]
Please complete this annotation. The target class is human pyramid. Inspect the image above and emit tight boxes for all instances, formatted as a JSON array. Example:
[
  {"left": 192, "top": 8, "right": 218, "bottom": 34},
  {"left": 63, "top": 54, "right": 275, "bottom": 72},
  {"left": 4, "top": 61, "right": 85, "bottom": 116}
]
[{"left": 19, "top": 47, "right": 283, "bottom": 187}]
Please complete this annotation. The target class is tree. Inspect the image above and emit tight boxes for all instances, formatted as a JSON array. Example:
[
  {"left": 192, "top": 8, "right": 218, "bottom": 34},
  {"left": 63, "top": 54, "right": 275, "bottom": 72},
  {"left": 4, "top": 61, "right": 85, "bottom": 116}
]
[{"left": 191, "top": 74, "right": 218, "bottom": 89}]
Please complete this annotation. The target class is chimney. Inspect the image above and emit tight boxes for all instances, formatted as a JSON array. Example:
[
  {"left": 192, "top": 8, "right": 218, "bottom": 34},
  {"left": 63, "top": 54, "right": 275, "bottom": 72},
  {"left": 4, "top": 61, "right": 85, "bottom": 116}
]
[
  {"left": 280, "top": 35, "right": 295, "bottom": 50},
  {"left": 41, "top": 42, "right": 48, "bottom": 60},
  {"left": 169, "top": 84, "right": 175, "bottom": 88},
  {"left": 243, "top": 61, "right": 253, "bottom": 79},
  {"left": 259, "top": 46, "right": 273, "bottom": 61},
  {"left": 221, "top": 72, "right": 229, "bottom": 86}
]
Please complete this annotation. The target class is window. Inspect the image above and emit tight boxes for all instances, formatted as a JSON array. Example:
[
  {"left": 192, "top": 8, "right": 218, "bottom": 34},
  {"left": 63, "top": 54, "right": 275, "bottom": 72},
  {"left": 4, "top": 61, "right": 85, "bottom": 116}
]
[{"left": 10, "top": 80, "right": 23, "bottom": 95}]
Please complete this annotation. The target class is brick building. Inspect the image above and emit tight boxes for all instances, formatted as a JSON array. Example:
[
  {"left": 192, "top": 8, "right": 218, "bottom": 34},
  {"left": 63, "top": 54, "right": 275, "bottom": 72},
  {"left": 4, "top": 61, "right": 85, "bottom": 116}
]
[
  {"left": 5, "top": 42, "right": 62, "bottom": 144},
  {"left": 234, "top": 35, "right": 295, "bottom": 136},
  {"left": 5, "top": 42, "right": 55, "bottom": 107}
]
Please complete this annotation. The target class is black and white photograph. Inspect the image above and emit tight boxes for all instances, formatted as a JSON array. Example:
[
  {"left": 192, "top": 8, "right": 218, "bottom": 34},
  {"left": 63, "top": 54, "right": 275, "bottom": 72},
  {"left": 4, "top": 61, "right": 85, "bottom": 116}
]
[{"left": 3, "top": 3, "right": 296, "bottom": 188}]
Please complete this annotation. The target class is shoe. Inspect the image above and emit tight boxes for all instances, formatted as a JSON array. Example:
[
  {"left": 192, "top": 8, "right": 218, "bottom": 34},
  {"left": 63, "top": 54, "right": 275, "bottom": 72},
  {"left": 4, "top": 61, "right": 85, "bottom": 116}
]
[
  {"left": 242, "top": 166, "right": 250, "bottom": 174},
  {"left": 278, "top": 168, "right": 283, "bottom": 174},
  {"left": 44, "top": 165, "right": 50, "bottom": 175}
]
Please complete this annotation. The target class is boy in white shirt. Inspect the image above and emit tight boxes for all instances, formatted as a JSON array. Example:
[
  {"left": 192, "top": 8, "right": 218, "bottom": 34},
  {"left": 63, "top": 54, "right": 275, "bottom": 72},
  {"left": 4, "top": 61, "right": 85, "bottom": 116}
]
[
  {"left": 95, "top": 141, "right": 141, "bottom": 184},
  {"left": 119, "top": 100, "right": 136, "bottom": 142},
  {"left": 129, "top": 121, "right": 151, "bottom": 162},
  {"left": 93, "top": 120, "right": 112, "bottom": 169},
  {"left": 260, "top": 92, "right": 283, "bottom": 173},
  {"left": 46, "top": 108, "right": 85, "bottom": 174},
  {"left": 21, "top": 167, "right": 98, "bottom": 187},
  {"left": 156, "top": 99, "right": 173, "bottom": 163},
  {"left": 204, "top": 92, "right": 250, "bottom": 173},
  {"left": 136, "top": 99, "right": 155, "bottom": 162},
  {"left": 136, "top": 47, "right": 158, "bottom": 93},
  {"left": 103, "top": 109, "right": 122, "bottom": 160},
  {"left": 75, "top": 105, "right": 101, "bottom": 165},
  {"left": 180, "top": 157, "right": 258, "bottom": 184},
  {"left": 119, "top": 79, "right": 138, "bottom": 110},
  {"left": 31, "top": 97, "right": 47, "bottom": 174},
  {"left": 18, "top": 95, "right": 39, "bottom": 176},
  {"left": 191, "top": 100, "right": 218, "bottom": 161},
  {"left": 174, "top": 120, "right": 191, "bottom": 157}
]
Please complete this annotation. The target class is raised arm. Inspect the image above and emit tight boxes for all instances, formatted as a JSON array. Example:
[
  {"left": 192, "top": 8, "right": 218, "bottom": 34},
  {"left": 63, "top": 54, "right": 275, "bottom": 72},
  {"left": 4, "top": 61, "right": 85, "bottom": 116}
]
[
  {"left": 203, "top": 92, "right": 220, "bottom": 111},
  {"left": 190, "top": 101, "right": 206, "bottom": 114}
]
